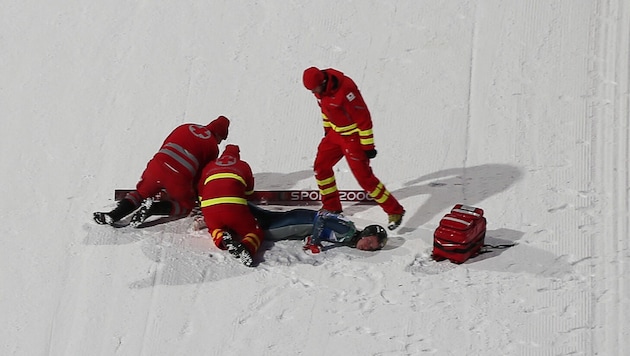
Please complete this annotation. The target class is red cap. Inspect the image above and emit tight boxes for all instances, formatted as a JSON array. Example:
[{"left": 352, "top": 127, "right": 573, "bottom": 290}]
[
  {"left": 207, "top": 116, "right": 230, "bottom": 141},
  {"left": 222, "top": 144, "right": 240, "bottom": 160},
  {"left": 302, "top": 67, "right": 325, "bottom": 90}
]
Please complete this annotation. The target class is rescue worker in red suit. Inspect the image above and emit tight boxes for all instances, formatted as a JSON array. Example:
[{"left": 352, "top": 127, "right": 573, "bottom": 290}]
[
  {"left": 198, "top": 144, "right": 262, "bottom": 267},
  {"left": 93, "top": 116, "right": 230, "bottom": 227},
  {"left": 302, "top": 67, "right": 405, "bottom": 230}
]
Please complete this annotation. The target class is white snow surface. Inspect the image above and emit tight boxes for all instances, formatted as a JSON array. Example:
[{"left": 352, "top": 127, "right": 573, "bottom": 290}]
[{"left": 1, "top": 1, "right": 629, "bottom": 355}]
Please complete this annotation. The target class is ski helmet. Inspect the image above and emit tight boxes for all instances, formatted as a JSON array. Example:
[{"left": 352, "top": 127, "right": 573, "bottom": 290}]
[{"left": 359, "top": 224, "right": 388, "bottom": 249}]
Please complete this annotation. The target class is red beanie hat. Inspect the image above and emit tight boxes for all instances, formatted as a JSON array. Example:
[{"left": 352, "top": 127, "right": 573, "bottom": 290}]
[
  {"left": 222, "top": 144, "right": 240, "bottom": 160},
  {"left": 302, "top": 67, "right": 325, "bottom": 90},
  {"left": 207, "top": 115, "right": 230, "bottom": 141}
]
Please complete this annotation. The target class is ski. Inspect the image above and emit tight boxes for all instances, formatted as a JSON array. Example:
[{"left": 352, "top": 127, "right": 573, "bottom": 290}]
[{"left": 114, "top": 189, "right": 376, "bottom": 205}]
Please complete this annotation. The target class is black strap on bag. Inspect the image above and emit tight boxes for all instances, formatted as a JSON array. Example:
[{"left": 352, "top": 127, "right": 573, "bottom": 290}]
[{"left": 479, "top": 243, "right": 517, "bottom": 254}]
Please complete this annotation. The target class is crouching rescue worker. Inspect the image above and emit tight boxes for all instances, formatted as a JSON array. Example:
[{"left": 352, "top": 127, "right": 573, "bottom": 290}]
[
  {"left": 197, "top": 144, "right": 262, "bottom": 267},
  {"left": 94, "top": 116, "right": 230, "bottom": 227}
]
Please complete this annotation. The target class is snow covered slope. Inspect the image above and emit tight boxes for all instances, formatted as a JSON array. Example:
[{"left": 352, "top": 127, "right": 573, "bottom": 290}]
[{"left": 1, "top": 1, "right": 628, "bottom": 355}]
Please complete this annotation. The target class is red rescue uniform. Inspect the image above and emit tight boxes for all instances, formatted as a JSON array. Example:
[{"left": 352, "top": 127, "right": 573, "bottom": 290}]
[
  {"left": 130, "top": 116, "right": 229, "bottom": 216},
  {"left": 198, "top": 145, "right": 263, "bottom": 255},
  {"left": 94, "top": 116, "right": 229, "bottom": 226},
  {"left": 303, "top": 67, "right": 404, "bottom": 216}
]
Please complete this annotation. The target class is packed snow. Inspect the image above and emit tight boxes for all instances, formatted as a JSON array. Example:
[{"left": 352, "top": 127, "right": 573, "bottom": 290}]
[{"left": 1, "top": 1, "right": 629, "bottom": 355}]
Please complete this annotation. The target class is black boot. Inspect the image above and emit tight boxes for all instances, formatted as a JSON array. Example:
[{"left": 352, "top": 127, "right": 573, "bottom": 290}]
[
  {"left": 130, "top": 199, "right": 173, "bottom": 227},
  {"left": 93, "top": 198, "right": 138, "bottom": 225}
]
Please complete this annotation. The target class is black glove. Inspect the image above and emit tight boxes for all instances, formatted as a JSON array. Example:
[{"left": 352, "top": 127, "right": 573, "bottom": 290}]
[{"left": 364, "top": 149, "right": 377, "bottom": 159}]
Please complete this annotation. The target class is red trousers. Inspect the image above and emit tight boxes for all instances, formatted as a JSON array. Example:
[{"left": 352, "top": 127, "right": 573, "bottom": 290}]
[
  {"left": 136, "top": 158, "right": 197, "bottom": 215},
  {"left": 201, "top": 204, "right": 263, "bottom": 254},
  {"left": 313, "top": 133, "right": 404, "bottom": 214}
]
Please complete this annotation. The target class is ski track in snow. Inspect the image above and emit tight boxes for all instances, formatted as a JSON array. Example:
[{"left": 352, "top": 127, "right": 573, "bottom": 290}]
[{"left": 592, "top": 0, "right": 630, "bottom": 354}]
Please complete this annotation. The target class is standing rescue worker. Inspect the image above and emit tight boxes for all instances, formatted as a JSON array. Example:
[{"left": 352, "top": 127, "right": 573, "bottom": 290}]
[
  {"left": 93, "top": 116, "right": 230, "bottom": 227},
  {"left": 197, "top": 144, "right": 263, "bottom": 267},
  {"left": 302, "top": 66, "right": 405, "bottom": 230}
]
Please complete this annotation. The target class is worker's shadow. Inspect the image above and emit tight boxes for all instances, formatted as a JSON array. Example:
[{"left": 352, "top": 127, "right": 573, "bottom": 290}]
[{"left": 348, "top": 164, "right": 524, "bottom": 234}]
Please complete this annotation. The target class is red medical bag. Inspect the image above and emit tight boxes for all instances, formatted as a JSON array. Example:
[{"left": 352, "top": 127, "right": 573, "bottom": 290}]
[{"left": 433, "top": 204, "right": 487, "bottom": 264}]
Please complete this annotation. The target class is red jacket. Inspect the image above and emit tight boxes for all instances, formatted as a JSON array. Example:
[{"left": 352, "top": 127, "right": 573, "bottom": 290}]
[
  {"left": 154, "top": 116, "right": 230, "bottom": 183},
  {"left": 314, "top": 68, "right": 375, "bottom": 150},
  {"left": 198, "top": 144, "right": 262, "bottom": 255},
  {"left": 198, "top": 144, "right": 254, "bottom": 208}
]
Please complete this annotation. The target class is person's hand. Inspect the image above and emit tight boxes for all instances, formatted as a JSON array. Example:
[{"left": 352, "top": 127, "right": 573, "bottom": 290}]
[
  {"left": 364, "top": 149, "right": 377, "bottom": 159},
  {"left": 303, "top": 236, "right": 322, "bottom": 254}
]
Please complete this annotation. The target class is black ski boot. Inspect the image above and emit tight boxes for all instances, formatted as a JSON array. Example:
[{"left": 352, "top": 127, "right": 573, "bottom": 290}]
[{"left": 93, "top": 198, "right": 137, "bottom": 225}]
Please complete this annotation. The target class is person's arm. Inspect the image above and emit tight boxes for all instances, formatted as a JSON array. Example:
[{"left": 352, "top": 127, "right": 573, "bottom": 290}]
[
  {"left": 340, "top": 79, "right": 376, "bottom": 155},
  {"left": 311, "top": 211, "right": 356, "bottom": 244},
  {"left": 244, "top": 163, "right": 255, "bottom": 199}
]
